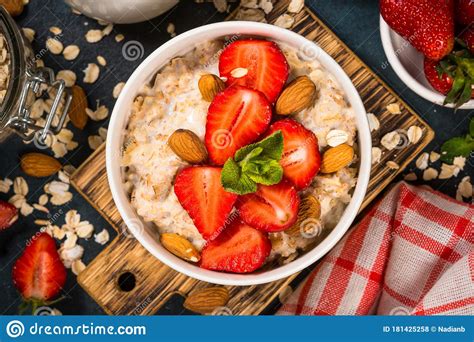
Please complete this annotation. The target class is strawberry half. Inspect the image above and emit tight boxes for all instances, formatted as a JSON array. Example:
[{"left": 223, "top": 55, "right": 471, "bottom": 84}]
[
  {"left": 174, "top": 166, "right": 237, "bottom": 241},
  {"left": 236, "top": 179, "right": 300, "bottom": 232},
  {"left": 12, "top": 233, "right": 66, "bottom": 302},
  {"left": 205, "top": 85, "right": 272, "bottom": 165},
  {"left": 0, "top": 200, "right": 18, "bottom": 230},
  {"left": 219, "top": 39, "right": 289, "bottom": 103},
  {"left": 266, "top": 119, "right": 320, "bottom": 189},
  {"left": 200, "top": 219, "right": 271, "bottom": 273}
]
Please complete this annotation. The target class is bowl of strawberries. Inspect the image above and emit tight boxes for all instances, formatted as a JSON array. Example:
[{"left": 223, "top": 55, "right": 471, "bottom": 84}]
[
  {"left": 107, "top": 21, "right": 371, "bottom": 285},
  {"left": 380, "top": 0, "right": 474, "bottom": 109}
]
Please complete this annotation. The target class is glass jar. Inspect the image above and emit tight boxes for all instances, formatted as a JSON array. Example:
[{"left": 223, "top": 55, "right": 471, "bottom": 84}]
[{"left": 0, "top": 6, "right": 71, "bottom": 145}]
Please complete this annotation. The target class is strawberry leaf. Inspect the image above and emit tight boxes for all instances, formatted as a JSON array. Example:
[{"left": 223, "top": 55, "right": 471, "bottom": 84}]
[
  {"left": 470, "top": 117, "right": 474, "bottom": 137},
  {"left": 440, "top": 135, "right": 474, "bottom": 163}
]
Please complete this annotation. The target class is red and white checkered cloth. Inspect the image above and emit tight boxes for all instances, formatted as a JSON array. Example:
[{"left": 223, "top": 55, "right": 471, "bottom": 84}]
[{"left": 278, "top": 181, "right": 474, "bottom": 315}]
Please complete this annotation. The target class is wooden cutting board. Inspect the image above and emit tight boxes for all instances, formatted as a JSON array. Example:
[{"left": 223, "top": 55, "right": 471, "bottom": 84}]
[{"left": 72, "top": 1, "right": 434, "bottom": 315}]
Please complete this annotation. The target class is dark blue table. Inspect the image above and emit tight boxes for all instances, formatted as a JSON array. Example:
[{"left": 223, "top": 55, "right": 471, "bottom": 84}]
[{"left": 0, "top": 0, "right": 472, "bottom": 315}]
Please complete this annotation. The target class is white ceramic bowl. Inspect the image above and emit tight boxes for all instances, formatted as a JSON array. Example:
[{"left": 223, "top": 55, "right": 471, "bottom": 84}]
[
  {"left": 380, "top": 16, "right": 474, "bottom": 109},
  {"left": 64, "top": 0, "right": 178, "bottom": 24},
  {"left": 107, "top": 22, "right": 371, "bottom": 286}
]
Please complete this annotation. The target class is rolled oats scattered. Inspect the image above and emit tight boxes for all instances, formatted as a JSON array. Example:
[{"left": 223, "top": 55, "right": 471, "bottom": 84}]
[
  {"left": 13, "top": 177, "right": 28, "bottom": 196},
  {"left": 85, "top": 29, "right": 103, "bottom": 43},
  {"left": 274, "top": 14, "right": 295, "bottom": 29},
  {"left": 96, "top": 55, "right": 106, "bottom": 66},
  {"left": 386, "top": 161, "right": 400, "bottom": 170},
  {"left": 380, "top": 131, "right": 401, "bottom": 150},
  {"left": 94, "top": 229, "right": 110, "bottom": 245},
  {"left": 75, "top": 222, "right": 94, "bottom": 238},
  {"left": 371, "top": 147, "right": 382, "bottom": 164},
  {"left": 0, "top": 178, "right": 12, "bottom": 193},
  {"left": 63, "top": 164, "right": 76, "bottom": 175},
  {"left": 56, "top": 70, "right": 76, "bottom": 87},
  {"left": 88, "top": 135, "right": 103, "bottom": 150},
  {"left": 46, "top": 38, "right": 63, "bottom": 54},
  {"left": 415, "top": 152, "right": 429, "bottom": 170},
  {"left": 456, "top": 176, "right": 472, "bottom": 200},
  {"left": 102, "top": 23, "right": 114, "bottom": 36},
  {"left": 113, "top": 82, "right": 125, "bottom": 98},
  {"left": 326, "top": 129, "right": 348, "bottom": 147},
  {"left": 407, "top": 125, "right": 423, "bottom": 144},
  {"left": 9, "top": 194, "right": 26, "bottom": 208},
  {"left": 98, "top": 127, "right": 108, "bottom": 140},
  {"left": 429, "top": 151, "right": 440, "bottom": 163},
  {"left": 63, "top": 45, "right": 80, "bottom": 60},
  {"left": 34, "top": 219, "right": 50, "bottom": 226},
  {"left": 60, "top": 244, "right": 84, "bottom": 267},
  {"left": 404, "top": 172, "right": 417, "bottom": 181},
  {"left": 453, "top": 156, "right": 466, "bottom": 170},
  {"left": 52, "top": 141, "right": 68, "bottom": 158},
  {"left": 20, "top": 202, "right": 34, "bottom": 216},
  {"left": 439, "top": 163, "right": 459, "bottom": 179},
  {"left": 58, "top": 170, "right": 70, "bottom": 184},
  {"left": 423, "top": 167, "right": 438, "bottom": 181},
  {"left": 83, "top": 63, "right": 100, "bottom": 83},
  {"left": 30, "top": 99, "right": 44, "bottom": 119},
  {"left": 33, "top": 203, "right": 49, "bottom": 213},
  {"left": 288, "top": 0, "right": 304, "bottom": 13},
  {"left": 115, "top": 34, "right": 125, "bottom": 42},
  {"left": 51, "top": 192, "right": 73, "bottom": 206},
  {"left": 72, "top": 259, "right": 86, "bottom": 275},
  {"left": 86, "top": 105, "right": 108, "bottom": 121},
  {"left": 213, "top": 0, "right": 228, "bottom": 12},
  {"left": 234, "top": 8, "right": 266, "bottom": 22},
  {"left": 49, "top": 26, "right": 62, "bottom": 35},
  {"left": 367, "top": 113, "right": 379, "bottom": 132},
  {"left": 63, "top": 232, "right": 78, "bottom": 249},
  {"left": 259, "top": 0, "right": 273, "bottom": 13},
  {"left": 56, "top": 128, "right": 74, "bottom": 144},
  {"left": 97, "top": 19, "right": 110, "bottom": 26},
  {"left": 65, "top": 209, "right": 80, "bottom": 227},
  {"left": 39, "top": 194, "right": 49, "bottom": 206},
  {"left": 166, "top": 23, "right": 176, "bottom": 38},
  {"left": 22, "top": 27, "right": 35, "bottom": 43},
  {"left": 386, "top": 103, "right": 401, "bottom": 114}
]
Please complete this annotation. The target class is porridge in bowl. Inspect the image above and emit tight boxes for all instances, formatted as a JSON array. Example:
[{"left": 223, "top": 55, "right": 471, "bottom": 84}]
[{"left": 122, "top": 37, "right": 358, "bottom": 273}]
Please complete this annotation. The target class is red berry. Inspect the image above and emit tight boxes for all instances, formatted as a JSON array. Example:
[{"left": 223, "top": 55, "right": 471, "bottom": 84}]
[
  {"left": 205, "top": 85, "right": 272, "bottom": 165},
  {"left": 455, "top": 0, "right": 474, "bottom": 26},
  {"left": 237, "top": 179, "right": 300, "bottom": 232},
  {"left": 12, "top": 233, "right": 67, "bottom": 301},
  {"left": 424, "top": 58, "right": 453, "bottom": 94},
  {"left": 0, "top": 200, "right": 18, "bottom": 230},
  {"left": 266, "top": 119, "right": 321, "bottom": 189},
  {"left": 219, "top": 39, "right": 289, "bottom": 103},
  {"left": 200, "top": 219, "right": 271, "bottom": 273},
  {"left": 174, "top": 166, "right": 237, "bottom": 241}
]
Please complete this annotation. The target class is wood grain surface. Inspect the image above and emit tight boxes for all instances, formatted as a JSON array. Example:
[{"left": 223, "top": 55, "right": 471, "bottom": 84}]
[{"left": 72, "top": 1, "right": 434, "bottom": 315}]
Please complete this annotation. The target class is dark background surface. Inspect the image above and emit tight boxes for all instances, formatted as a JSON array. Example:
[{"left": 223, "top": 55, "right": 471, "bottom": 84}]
[{"left": 0, "top": 0, "right": 472, "bottom": 315}]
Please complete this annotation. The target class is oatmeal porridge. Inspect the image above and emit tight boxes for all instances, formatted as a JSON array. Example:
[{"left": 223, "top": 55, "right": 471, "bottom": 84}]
[{"left": 122, "top": 38, "right": 358, "bottom": 271}]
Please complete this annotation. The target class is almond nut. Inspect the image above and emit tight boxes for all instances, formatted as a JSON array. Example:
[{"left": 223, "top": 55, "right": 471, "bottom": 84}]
[
  {"left": 286, "top": 194, "right": 321, "bottom": 237},
  {"left": 0, "top": 0, "right": 24, "bottom": 16},
  {"left": 184, "top": 287, "right": 229, "bottom": 314},
  {"left": 160, "top": 233, "right": 200, "bottom": 263},
  {"left": 168, "top": 129, "right": 208, "bottom": 164},
  {"left": 320, "top": 143, "right": 354, "bottom": 173},
  {"left": 69, "top": 85, "right": 88, "bottom": 129},
  {"left": 20, "top": 153, "right": 62, "bottom": 178},
  {"left": 198, "top": 74, "right": 225, "bottom": 102},
  {"left": 275, "top": 76, "right": 317, "bottom": 115}
]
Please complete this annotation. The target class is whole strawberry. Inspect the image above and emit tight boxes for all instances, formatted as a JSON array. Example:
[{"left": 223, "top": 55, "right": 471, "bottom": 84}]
[
  {"left": 12, "top": 233, "right": 67, "bottom": 313},
  {"left": 455, "top": 0, "right": 474, "bottom": 26},
  {"left": 381, "top": 0, "right": 455, "bottom": 60}
]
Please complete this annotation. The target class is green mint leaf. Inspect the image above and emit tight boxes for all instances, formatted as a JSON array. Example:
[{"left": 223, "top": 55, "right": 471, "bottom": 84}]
[
  {"left": 444, "top": 68, "right": 465, "bottom": 105},
  {"left": 221, "top": 158, "right": 257, "bottom": 195},
  {"left": 234, "top": 131, "right": 283, "bottom": 162},
  {"left": 246, "top": 159, "right": 283, "bottom": 185},
  {"left": 440, "top": 135, "right": 474, "bottom": 164},
  {"left": 470, "top": 117, "right": 474, "bottom": 138}
]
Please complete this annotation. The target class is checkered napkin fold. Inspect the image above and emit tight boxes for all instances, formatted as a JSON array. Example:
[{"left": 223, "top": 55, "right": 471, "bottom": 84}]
[{"left": 277, "top": 181, "right": 474, "bottom": 315}]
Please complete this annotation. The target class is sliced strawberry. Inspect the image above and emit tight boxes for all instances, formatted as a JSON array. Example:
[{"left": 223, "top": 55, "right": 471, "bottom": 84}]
[
  {"left": 266, "top": 119, "right": 321, "bottom": 189},
  {"left": 219, "top": 39, "right": 289, "bottom": 103},
  {"left": 0, "top": 200, "right": 18, "bottom": 230},
  {"left": 12, "top": 233, "right": 66, "bottom": 301},
  {"left": 174, "top": 166, "right": 237, "bottom": 240},
  {"left": 236, "top": 180, "right": 300, "bottom": 232},
  {"left": 200, "top": 219, "right": 271, "bottom": 273},
  {"left": 205, "top": 85, "right": 272, "bottom": 165}
]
